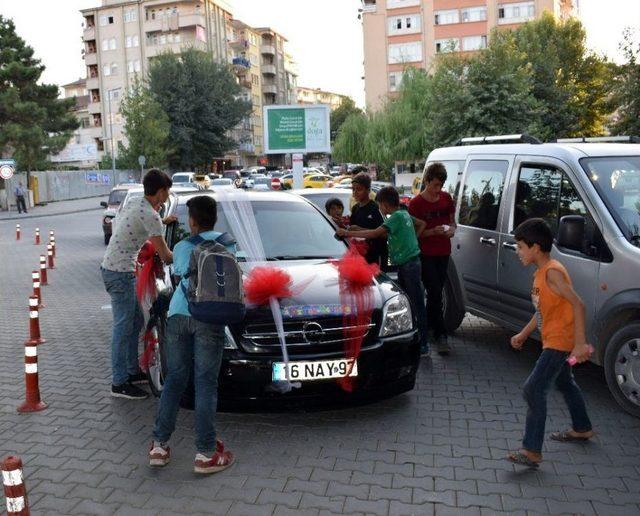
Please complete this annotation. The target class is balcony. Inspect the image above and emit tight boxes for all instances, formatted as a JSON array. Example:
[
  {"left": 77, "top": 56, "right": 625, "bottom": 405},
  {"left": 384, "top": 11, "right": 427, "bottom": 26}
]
[
  {"left": 229, "top": 37, "right": 249, "bottom": 50},
  {"left": 239, "top": 78, "right": 252, "bottom": 90},
  {"left": 239, "top": 142, "right": 255, "bottom": 153},
  {"left": 146, "top": 39, "right": 207, "bottom": 57},
  {"left": 232, "top": 57, "right": 251, "bottom": 70},
  {"left": 87, "top": 77, "right": 100, "bottom": 90},
  {"left": 84, "top": 52, "right": 97, "bottom": 66},
  {"left": 262, "top": 64, "right": 276, "bottom": 76},
  {"left": 260, "top": 44, "right": 275, "bottom": 56},
  {"left": 361, "top": 0, "right": 377, "bottom": 13},
  {"left": 178, "top": 13, "right": 206, "bottom": 29},
  {"left": 83, "top": 25, "right": 95, "bottom": 41},
  {"left": 263, "top": 83, "right": 277, "bottom": 95},
  {"left": 88, "top": 101, "right": 102, "bottom": 114}
]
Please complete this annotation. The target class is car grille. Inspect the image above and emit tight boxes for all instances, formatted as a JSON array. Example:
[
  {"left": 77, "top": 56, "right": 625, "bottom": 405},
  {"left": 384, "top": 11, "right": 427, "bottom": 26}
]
[{"left": 241, "top": 315, "right": 379, "bottom": 355}]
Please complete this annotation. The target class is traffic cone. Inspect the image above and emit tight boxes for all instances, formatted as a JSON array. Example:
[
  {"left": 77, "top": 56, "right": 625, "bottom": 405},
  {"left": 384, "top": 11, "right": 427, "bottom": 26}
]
[
  {"left": 26, "top": 297, "right": 45, "bottom": 346},
  {"left": 46, "top": 245, "right": 55, "bottom": 270},
  {"left": 33, "top": 228, "right": 40, "bottom": 246},
  {"left": 17, "top": 338, "right": 48, "bottom": 413},
  {"left": 31, "top": 271, "right": 44, "bottom": 309},
  {"left": 1, "top": 455, "right": 30, "bottom": 515},
  {"left": 49, "top": 232, "right": 56, "bottom": 258},
  {"left": 39, "top": 256, "right": 48, "bottom": 286},
  {"left": 16, "top": 224, "right": 20, "bottom": 241}
]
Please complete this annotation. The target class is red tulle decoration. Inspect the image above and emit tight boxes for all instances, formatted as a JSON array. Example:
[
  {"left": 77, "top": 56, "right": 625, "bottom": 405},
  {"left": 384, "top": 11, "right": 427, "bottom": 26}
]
[
  {"left": 349, "top": 239, "right": 369, "bottom": 258},
  {"left": 334, "top": 247, "right": 378, "bottom": 392},
  {"left": 244, "top": 266, "right": 293, "bottom": 306},
  {"left": 136, "top": 241, "right": 163, "bottom": 306},
  {"left": 139, "top": 329, "right": 158, "bottom": 372}
]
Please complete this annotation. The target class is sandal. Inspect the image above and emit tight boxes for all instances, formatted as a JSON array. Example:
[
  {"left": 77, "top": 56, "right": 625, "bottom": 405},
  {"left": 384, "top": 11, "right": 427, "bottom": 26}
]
[
  {"left": 550, "top": 430, "right": 592, "bottom": 442},
  {"left": 507, "top": 450, "right": 540, "bottom": 468}
]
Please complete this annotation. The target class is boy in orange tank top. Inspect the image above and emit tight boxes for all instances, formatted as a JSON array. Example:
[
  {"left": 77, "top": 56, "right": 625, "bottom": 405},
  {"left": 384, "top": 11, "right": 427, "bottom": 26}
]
[{"left": 507, "top": 219, "right": 593, "bottom": 468}]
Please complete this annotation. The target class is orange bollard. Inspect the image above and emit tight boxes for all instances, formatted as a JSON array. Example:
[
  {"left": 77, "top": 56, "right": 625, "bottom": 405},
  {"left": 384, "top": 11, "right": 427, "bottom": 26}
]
[
  {"left": 39, "top": 256, "right": 48, "bottom": 286},
  {"left": 31, "top": 271, "right": 44, "bottom": 309},
  {"left": 1, "top": 455, "right": 30, "bottom": 515},
  {"left": 34, "top": 228, "right": 40, "bottom": 246},
  {"left": 17, "top": 337, "right": 47, "bottom": 413},
  {"left": 26, "top": 297, "right": 45, "bottom": 346},
  {"left": 46, "top": 245, "right": 55, "bottom": 270},
  {"left": 49, "top": 232, "right": 56, "bottom": 258},
  {"left": 16, "top": 224, "right": 20, "bottom": 241}
]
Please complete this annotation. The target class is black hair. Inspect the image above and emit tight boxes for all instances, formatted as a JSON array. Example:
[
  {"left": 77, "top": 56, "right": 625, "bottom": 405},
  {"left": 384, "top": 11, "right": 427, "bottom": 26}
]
[
  {"left": 143, "top": 168, "right": 172, "bottom": 196},
  {"left": 514, "top": 218, "right": 553, "bottom": 253},
  {"left": 186, "top": 195, "right": 217, "bottom": 230},
  {"left": 376, "top": 186, "right": 400, "bottom": 207},
  {"left": 424, "top": 162, "right": 448, "bottom": 184},
  {"left": 351, "top": 172, "right": 371, "bottom": 190},
  {"left": 325, "top": 197, "right": 344, "bottom": 213}
]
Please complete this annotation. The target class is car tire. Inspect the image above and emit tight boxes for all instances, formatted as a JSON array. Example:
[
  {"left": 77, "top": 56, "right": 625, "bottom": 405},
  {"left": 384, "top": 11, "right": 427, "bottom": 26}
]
[
  {"left": 604, "top": 323, "right": 640, "bottom": 418},
  {"left": 148, "top": 318, "right": 167, "bottom": 399},
  {"left": 104, "top": 234, "right": 111, "bottom": 245},
  {"left": 443, "top": 276, "right": 465, "bottom": 334}
]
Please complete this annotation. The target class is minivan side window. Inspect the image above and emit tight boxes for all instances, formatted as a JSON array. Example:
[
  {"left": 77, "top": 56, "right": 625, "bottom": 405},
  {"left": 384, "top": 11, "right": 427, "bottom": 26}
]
[
  {"left": 458, "top": 160, "right": 508, "bottom": 230},
  {"left": 422, "top": 160, "right": 465, "bottom": 200}
]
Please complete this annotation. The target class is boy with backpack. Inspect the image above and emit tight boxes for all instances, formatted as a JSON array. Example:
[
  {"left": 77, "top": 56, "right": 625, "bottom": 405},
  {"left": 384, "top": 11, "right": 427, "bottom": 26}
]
[
  {"left": 150, "top": 195, "right": 241, "bottom": 474},
  {"left": 338, "top": 186, "right": 429, "bottom": 354},
  {"left": 507, "top": 218, "right": 593, "bottom": 468}
]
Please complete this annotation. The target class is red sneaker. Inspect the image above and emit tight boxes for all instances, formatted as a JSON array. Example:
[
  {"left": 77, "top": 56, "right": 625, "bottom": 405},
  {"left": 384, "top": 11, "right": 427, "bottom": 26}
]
[
  {"left": 149, "top": 441, "right": 170, "bottom": 467},
  {"left": 194, "top": 439, "right": 234, "bottom": 474}
]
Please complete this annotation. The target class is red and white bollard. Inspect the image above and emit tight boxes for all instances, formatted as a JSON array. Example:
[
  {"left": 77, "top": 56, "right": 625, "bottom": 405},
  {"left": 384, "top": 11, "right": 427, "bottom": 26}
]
[
  {"left": 49, "top": 232, "right": 56, "bottom": 258},
  {"left": 39, "top": 256, "right": 48, "bottom": 286},
  {"left": 16, "top": 224, "right": 21, "bottom": 241},
  {"left": 31, "top": 271, "right": 44, "bottom": 309},
  {"left": 26, "top": 297, "right": 45, "bottom": 346},
  {"left": 1, "top": 456, "right": 29, "bottom": 515},
  {"left": 34, "top": 228, "right": 40, "bottom": 246},
  {"left": 46, "top": 245, "right": 55, "bottom": 270},
  {"left": 17, "top": 337, "right": 47, "bottom": 413}
]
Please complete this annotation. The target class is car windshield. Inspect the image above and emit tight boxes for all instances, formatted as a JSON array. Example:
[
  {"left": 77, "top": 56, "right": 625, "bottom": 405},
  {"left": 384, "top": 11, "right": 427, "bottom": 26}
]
[
  {"left": 108, "top": 189, "right": 129, "bottom": 205},
  {"left": 581, "top": 156, "right": 640, "bottom": 247},
  {"left": 173, "top": 198, "right": 347, "bottom": 260},
  {"left": 122, "top": 191, "right": 144, "bottom": 209}
]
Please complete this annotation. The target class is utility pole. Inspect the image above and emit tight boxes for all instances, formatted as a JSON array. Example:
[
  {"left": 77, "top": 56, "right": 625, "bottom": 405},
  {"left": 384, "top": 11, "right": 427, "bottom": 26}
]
[{"left": 107, "top": 87, "right": 122, "bottom": 175}]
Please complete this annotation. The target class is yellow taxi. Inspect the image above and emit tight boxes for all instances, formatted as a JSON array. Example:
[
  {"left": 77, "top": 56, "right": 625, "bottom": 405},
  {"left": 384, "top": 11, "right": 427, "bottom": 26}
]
[
  {"left": 194, "top": 173, "right": 211, "bottom": 189},
  {"left": 304, "top": 174, "right": 334, "bottom": 188}
]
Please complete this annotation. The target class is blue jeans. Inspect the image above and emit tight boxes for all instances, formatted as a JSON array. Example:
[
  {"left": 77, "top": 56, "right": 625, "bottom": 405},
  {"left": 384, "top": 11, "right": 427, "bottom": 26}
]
[
  {"left": 522, "top": 348, "right": 592, "bottom": 453},
  {"left": 397, "top": 256, "right": 428, "bottom": 351},
  {"left": 153, "top": 315, "right": 224, "bottom": 454},
  {"left": 101, "top": 268, "right": 144, "bottom": 386}
]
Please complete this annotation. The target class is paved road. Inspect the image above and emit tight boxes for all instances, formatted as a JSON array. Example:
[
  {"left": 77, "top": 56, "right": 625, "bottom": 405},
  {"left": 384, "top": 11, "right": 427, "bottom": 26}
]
[{"left": 1, "top": 212, "right": 639, "bottom": 516}]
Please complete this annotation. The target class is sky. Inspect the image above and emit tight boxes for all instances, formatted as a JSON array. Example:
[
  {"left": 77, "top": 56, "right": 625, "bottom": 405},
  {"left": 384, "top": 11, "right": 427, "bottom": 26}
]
[{"left": 1, "top": 0, "right": 639, "bottom": 108}]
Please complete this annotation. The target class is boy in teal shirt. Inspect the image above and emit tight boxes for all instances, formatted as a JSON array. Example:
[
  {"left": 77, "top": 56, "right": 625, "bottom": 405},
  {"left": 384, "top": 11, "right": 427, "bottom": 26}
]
[{"left": 338, "top": 186, "right": 429, "bottom": 354}]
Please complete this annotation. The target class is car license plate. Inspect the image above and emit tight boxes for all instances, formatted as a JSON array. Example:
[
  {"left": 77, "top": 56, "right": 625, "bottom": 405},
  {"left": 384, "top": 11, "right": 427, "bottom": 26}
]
[{"left": 272, "top": 359, "right": 358, "bottom": 382}]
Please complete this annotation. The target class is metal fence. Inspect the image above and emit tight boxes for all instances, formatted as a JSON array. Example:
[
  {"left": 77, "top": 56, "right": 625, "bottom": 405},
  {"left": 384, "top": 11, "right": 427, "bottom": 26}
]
[{"left": 0, "top": 169, "right": 141, "bottom": 210}]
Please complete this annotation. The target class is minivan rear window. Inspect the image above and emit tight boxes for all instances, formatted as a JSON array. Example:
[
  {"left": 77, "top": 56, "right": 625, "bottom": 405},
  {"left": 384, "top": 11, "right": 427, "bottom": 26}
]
[{"left": 458, "top": 160, "right": 508, "bottom": 230}]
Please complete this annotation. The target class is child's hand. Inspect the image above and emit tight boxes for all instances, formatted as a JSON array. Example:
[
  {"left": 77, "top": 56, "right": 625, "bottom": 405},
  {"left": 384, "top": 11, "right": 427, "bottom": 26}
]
[
  {"left": 511, "top": 332, "right": 526, "bottom": 350},
  {"left": 571, "top": 343, "right": 593, "bottom": 364}
]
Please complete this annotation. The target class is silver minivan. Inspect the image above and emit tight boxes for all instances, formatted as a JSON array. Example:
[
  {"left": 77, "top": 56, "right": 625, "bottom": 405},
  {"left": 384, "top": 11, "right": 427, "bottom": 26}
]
[{"left": 425, "top": 136, "right": 640, "bottom": 417}]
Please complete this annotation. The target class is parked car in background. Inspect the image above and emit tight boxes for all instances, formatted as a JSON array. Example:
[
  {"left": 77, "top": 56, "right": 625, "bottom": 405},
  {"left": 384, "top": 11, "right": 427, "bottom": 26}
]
[
  {"left": 171, "top": 172, "right": 196, "bottom": 185},
  {"left": 100, "top": 183, "right": 142, "bottom": 245},
  {"left": 211, "top": 178, "right": 236, "bottom": 190},
  {"left": 304, "top": 174, "right": 334, "bottom": 189},
  {"left": 193, "top": 173, "right": 211, "bottom": 189},
  {"left": 252, "top": 176, "right": 272, "bottom": 191},
  {"left": 426, "top": 134, "right": 640, "bottom": 417}
]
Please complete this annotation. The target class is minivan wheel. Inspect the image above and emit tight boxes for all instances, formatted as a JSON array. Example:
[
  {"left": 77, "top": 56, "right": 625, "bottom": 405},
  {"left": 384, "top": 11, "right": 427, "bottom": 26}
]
[
  {"left": 604, "top": 323, "right": 640, "bottom": 418},
  {"left": 443, "top": 277, "right": 465, "bottom": 334},
  {"left": 148, "top": 321, "right": 167, "bottom": 398}
]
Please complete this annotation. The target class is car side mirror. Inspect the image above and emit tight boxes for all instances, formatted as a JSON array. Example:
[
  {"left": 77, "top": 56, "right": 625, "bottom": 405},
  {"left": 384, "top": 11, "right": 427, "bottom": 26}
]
[
  {"left": 557, "top": 215, "right": 584, "bottom": 252},
  {"left": 100, "top": 201, "right": 108, "bottom": 208}
]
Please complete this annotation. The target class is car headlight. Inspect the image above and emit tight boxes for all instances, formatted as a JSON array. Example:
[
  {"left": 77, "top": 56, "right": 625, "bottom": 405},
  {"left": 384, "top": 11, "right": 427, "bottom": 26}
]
[
  {"left": 224, "top": 326, "right": 237, "bottom": 350},
  {"left": 380, "top": 294, "right": 413, "bottom": 337}
]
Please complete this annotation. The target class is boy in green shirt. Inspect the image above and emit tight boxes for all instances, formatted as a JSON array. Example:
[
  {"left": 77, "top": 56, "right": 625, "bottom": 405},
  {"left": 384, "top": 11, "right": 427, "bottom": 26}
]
[{"left": 338, "top": 186, "right": 429, "bottom": 354}]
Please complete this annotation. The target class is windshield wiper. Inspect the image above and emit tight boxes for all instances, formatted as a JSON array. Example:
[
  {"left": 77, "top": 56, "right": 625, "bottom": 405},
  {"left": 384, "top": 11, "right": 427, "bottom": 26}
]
[
  {"left": 268, "top": 255, "right": 334, "bottom": 261},
  {"left": 630, "top": 234, "right": 640, "bottom": 246}
]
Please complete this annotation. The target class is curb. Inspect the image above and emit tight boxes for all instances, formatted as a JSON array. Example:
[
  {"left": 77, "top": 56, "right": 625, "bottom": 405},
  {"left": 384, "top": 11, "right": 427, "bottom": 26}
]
[{"left": 0, "top": 206, "right": 103, "bottom": 222}]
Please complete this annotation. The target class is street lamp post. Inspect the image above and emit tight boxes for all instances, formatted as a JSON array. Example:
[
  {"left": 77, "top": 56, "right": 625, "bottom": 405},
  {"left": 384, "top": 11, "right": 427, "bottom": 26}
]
[{"left": 107, "top": 87, "right": 122, "bottom": 175}]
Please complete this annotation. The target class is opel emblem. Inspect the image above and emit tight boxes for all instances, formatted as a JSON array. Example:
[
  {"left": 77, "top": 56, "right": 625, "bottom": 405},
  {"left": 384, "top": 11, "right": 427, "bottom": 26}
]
[{"left": 302, "top": 321, "right": 324, "bottom": 343}]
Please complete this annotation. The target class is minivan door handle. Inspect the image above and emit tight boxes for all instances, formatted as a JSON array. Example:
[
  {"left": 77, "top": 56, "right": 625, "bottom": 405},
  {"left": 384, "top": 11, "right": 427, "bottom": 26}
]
[
  {"left": 479, "top": 237, "right": 497, "bottom": 246},
  {"left": 502, "top": 242, "right": 517, "bottom": 251}
]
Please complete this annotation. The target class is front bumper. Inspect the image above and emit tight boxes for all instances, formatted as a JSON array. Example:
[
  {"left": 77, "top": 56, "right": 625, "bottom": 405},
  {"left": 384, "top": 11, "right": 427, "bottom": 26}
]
[{"left": 217, "top": 329, "right": 420, "bottom": 405}]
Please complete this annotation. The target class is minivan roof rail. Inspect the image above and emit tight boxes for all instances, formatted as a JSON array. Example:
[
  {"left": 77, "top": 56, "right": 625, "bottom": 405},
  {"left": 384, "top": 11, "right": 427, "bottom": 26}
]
[
  {"left": 551, "top": 136, "right": 640, "bottom": 144},
  {"left": 455, "top": 134, "right": 542, "bottom": 146}
]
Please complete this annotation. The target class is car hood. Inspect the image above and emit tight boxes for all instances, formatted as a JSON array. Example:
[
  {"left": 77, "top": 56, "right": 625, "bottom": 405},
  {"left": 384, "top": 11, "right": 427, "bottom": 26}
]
[{"left": 238, "top": 260, "right": 400, "bottom": 318}]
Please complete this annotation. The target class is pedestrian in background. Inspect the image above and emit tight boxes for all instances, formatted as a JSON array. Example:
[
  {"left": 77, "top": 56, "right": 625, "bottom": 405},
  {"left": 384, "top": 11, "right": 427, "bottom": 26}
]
[
  {"left": 101, "top": 169, "right": 176, "bottom": 400},
  {"left": 508, "top": 218, "right": 594, "bottom": 468},
  {"left": 15, "top": 182, "right": 28, "bottom": 214},
  {"left": 408, "top": 163, "right": 456, "bottom": 355}
]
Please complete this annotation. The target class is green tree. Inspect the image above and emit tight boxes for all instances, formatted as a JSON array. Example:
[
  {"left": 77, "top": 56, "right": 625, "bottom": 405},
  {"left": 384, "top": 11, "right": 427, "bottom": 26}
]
[
  {"left": 0, "top": 16, "right": 77, "bottom": 177},
  {"left": 117, "top": 79, "right": 171, "bottom": 169},
  {"left": 332, "top": 112, "right": 369, "bottom": 163},
  {"left": 330, "top": 96, "right": 363, "bottom": 141},
  {"left": 148, "top": 48, "right": 251, "bottom": 170},
  {"left": 610, "top": 28, "right": 640, "bottom": 136},
  {"left": 510, "top": 12, "right": 610, "bottom": 140}
]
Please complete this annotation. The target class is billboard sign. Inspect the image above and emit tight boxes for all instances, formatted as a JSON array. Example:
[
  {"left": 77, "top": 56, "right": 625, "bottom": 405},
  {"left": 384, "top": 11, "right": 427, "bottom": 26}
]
[
  {"left": 50, "top": 143, "right": 98, "bottom": 163},
  {"left": 263, "top": 105, "right": 331, "bottom": 154}
]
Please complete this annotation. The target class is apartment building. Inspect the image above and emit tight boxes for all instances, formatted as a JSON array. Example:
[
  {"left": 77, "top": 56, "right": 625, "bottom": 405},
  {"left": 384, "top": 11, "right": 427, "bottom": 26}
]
[
  {"left": 254, "top": 28, "right": 297, "bottom": 107},
  {"left": 361, "top": 0, "right": 579, "bottom": 111},
  {"left": 297, "top": 87, "right": 347, "bottom": 111},
  {"left": 80, "top": 0, "right": 233, "bottom": 161}
]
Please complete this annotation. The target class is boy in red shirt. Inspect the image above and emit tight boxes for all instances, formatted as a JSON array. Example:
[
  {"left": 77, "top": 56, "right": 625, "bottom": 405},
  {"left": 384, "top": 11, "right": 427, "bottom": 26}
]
[{"left": 408, "top": 163, "right": 456, "bottom": 355}]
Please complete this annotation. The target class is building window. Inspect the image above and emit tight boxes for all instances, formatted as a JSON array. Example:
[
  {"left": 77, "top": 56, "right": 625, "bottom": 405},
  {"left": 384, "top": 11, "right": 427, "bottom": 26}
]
[
  {"left": 127, "top": 60, "right": 135, "bottom": 73},
  {"left": 108, "top": 89, "right": 119, "bottom": 101},
  {"left": 103, "top": 64, "right": 111, "bottom": 76},
  {"left": 111, "top": 63, "right": 118, "bottom": 75},
  {"left": 435, "top": 38, "right": 460, "bottom": 53},
  {"left": 498, "top": 2, "right": 535, "bottom": 24},
  {"left": 461, "top": 6, "right": 487, "bottom": 22},
  {"left": 388, "top": 72, "right": 403, "bottom": 92},
  {"left": 434, "top": 9, "right": 459, "bottom": 25},
  {"left": 124, "top": 9, "right": 137, "bottom": 22},
  {"left": 133, "top": 35, "right": 139, "bottom": 47},
  {"left": 102, "top": 39, "right": 109, "bottom": 51},
  {"left": 462, "top": 35, "right": 487, "bottom": 51},
  {"left": 99, "top": 15, "right": 114, "bottom": 25},
  {"left": 388, "top": 41, "right": 423, "bottom": 64},
  {"left": 386, "top": 0, "right": 420, "bottom": 9},
  {"left": 388, "top": 14, "right": 421, "bottom": 35},
  {"left": 125, "top": 36, "right": 131, "bottom": 48},
  {"left": 110, "top": 38, "right": 116, "bottom": 50}
]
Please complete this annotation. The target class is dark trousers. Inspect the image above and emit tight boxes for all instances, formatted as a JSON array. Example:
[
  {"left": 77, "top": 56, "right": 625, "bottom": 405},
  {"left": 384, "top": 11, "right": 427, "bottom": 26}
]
[
  {"left": 522, "top": 349, "right": 592, "bottom": 453},
  {"left": 16, "top": 195, "right": 27, "bottom": 213},
  {"left": 397, "top": 256, "right": 428, "bottom": 349},
  {"left": 420, "top": 255, "right": 449, "bottom": 339}
]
